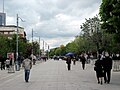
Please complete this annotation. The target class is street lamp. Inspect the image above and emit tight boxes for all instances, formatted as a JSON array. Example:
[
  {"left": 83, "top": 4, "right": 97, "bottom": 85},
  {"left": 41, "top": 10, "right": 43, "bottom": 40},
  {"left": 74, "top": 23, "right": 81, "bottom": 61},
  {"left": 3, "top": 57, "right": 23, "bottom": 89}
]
[
  {"left": 31, "top": 29, "right": 33, "bottom": 61},
  {"left": 47, "top": 45, "right": 50, "bottom": 59},
  {"left": 16, "top": 14, "right": 25, "bottom": 71},
  {"left": 31, "top": 30, "right": 39, "bottom": 61},
  {"left": 39, "top": 39, "right": 45, "bottom": 56},
  {"left": 16, "top": 14, "right": 19, "bottom": 71},
  {"left": 44, "top": 41, "right": 50, "bottom": 59},
  {"left": 42, "top": 40, "right": 45, "bottom": 55},
  {"left": 39, "top": 37, "right": 40, "bottom": 60}
]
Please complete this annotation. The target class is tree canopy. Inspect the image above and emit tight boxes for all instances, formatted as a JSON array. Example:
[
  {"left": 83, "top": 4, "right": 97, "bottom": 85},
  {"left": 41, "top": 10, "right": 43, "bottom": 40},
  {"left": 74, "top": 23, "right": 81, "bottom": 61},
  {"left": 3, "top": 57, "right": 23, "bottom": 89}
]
[{"left": 99, "top": 0, "right": 120, "bottom": 42}]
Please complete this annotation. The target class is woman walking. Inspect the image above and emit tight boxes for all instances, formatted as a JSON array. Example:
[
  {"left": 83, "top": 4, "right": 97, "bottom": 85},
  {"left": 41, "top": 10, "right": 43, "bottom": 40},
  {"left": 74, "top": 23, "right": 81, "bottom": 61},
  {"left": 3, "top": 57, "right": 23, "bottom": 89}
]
[{"left": 94, "top": 55, "right": 104, "bottom": 85}]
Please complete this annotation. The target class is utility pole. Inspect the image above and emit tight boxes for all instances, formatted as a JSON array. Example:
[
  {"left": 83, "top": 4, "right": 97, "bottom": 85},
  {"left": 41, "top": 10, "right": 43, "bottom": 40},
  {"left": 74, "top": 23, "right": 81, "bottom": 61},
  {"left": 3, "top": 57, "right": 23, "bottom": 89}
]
[
  {"left": 48, "top": 45, "right": 49, "bottom": 59},
  {"left": 39, "top": 37, "right": 40, "bottom": 59},
  {"left": 16, "top": 14, "right": 19, "bottom": 71},
  {"left": 43, "top": 40, "right": 44, "bottom": 55},
  {"left": 32, "top": 29, "right": 33, "bottom": 61},
  {"left": 15, "top": 14, "right": 25, "bottom": 71}
]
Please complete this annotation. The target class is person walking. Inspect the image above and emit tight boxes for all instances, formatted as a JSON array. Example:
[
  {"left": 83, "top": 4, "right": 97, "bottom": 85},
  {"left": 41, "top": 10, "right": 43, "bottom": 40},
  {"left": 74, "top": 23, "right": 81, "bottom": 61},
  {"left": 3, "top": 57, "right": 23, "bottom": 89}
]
[
  {"left": 5, "top": 58, "right": 10, "bottom": 71},
  {"left": 22, "top": 56, "right": 32, "bottom": 82},
  {"left": 102, "top": 52, "right": 112, "bottom": 84},
  {"left": 80, "top": 53, "right": 86, "bottom": 70},
  {"left": 94, "top": 55, "right": 104, "bottom": 85},
  {"left": 0, "top": 56, "right": 5, "bottom": 70},
  {"left": 73, "top": 57, "right": 76, "bottom": 65},
  {"left": 66, "top": 56, "right": 72, "bottom": 70}
]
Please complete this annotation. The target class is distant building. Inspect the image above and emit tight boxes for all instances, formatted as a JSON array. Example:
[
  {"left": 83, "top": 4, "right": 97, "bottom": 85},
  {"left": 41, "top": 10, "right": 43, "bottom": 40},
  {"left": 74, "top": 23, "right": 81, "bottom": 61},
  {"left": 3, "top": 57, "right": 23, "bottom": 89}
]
[
  {"left": 0, "top": 25, "right": 26, "bottom": 38},
  {"left": 0, "top": 12, "right": 26, "bottom": 39},
  {"left": 0, "top": 12, "right": 6, "bottom": 26}
]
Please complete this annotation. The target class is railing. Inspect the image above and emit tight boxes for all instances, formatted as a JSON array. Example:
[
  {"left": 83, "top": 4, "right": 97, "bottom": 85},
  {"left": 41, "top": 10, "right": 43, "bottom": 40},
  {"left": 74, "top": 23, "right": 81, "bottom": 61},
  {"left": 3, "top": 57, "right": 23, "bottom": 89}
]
[{"left": 113, "top": 60, "right": 120, "bottom": 72}]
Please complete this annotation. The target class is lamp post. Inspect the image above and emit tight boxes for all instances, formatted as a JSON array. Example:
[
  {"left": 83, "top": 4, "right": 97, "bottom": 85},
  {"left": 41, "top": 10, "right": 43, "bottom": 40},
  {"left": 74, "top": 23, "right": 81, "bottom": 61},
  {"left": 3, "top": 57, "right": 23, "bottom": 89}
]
[
  {"left": 39, "top": 37, "right": 41, "bottom": 60},
  {"left": 44, "top": 41, "right": 49, "bottom": 59},
  {"left": 15, "top": 14, "right": 19, "bottom": 71},
  {"left": 43, "top": 40, "right": 44, "bottom": 55},
  {"left": 31, "top": 29, "right": 39, "bottom": 64},
  {"left": 16, "top": 14, "right": 25, "bottom": 71},
  {"left": 47, "top": 45, "right": 50, "bottom": 59},
  {"left": 32, "top": 29, "right": 33, "bottom": 58}
]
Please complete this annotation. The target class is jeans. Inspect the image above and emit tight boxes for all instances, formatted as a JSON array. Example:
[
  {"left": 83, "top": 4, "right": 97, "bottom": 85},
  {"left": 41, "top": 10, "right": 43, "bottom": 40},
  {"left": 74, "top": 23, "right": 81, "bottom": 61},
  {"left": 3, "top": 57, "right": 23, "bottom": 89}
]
[{"left": 25, "top": 69, "right": 30, "bottom": 82}]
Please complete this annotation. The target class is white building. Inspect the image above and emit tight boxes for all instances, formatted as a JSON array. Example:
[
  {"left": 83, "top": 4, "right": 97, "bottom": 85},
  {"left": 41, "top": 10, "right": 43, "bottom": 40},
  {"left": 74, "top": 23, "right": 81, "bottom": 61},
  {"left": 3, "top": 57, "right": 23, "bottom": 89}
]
[{"left": 0, "top": 25, "right": 26, "bottom": 38}]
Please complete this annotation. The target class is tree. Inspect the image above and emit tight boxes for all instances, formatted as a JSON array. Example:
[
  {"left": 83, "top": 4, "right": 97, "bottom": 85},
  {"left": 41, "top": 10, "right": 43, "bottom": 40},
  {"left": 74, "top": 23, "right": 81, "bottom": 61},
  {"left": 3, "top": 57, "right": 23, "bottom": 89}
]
[
  {"left": 80, "top": 16, "right": 102, "bottom": 51},
  {"left": 49, "top": 48, "right": 56, "bottom": 56},
  {"left": 0, "top": 35, "right": 10, "bottom": 57},
  {"left": 33, "top": 41, "right": 39, "bottom": 55},
  {"left": 99, "top": 0, "right": 120, "bottom": 42},
  {"left": 60, "top": 45, "right": 66, "bottom": 56},
  {"left": 0, "top": 34, "right": 33, "bottom": 58},
  {"left": 74, "top": 36, "right": 96, "bottom": 53},
  {"left": 55, "top": 47, "right": 62, "bottom": 56},
  {"left": 65, "top": 41, "right": 78, "bottom": 54}
]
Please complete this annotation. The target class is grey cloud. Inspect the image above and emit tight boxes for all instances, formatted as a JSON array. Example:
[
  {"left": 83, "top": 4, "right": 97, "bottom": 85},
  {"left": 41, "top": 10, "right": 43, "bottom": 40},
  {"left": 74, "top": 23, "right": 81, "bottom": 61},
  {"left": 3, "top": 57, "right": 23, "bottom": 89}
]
[{"left": 0, "top": 0, "right": 101, "bottom": 48}]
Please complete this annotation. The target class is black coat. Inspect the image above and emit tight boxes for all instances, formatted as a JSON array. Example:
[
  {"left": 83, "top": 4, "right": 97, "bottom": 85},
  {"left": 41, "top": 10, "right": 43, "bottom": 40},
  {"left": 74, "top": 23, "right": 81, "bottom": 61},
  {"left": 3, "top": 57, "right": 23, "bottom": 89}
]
[
  {"left": 80, "top": 56, "right": 86, "bottom": 64},
  {"left": 102, "top": 56, "right": 112, "bottom": 71},
  {"left": 94, "top": 59, "right": 104, "bottom": 77},
  {"left": 66, "top": 58, "right": 71, "bottom": 64}
]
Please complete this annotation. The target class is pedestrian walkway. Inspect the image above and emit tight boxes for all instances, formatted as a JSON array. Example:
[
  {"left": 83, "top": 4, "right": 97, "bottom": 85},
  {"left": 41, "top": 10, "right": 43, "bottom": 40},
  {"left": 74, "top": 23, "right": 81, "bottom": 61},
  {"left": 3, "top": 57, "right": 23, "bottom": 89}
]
[{"left": 0, "top": 59, "right": 120, "bottom": 90}]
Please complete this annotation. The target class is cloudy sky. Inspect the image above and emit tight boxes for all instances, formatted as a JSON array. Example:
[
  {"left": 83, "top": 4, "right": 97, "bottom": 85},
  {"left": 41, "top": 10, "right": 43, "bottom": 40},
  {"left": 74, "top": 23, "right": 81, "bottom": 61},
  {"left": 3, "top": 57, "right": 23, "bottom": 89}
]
[{"left": 0, "top": 0, "right": 101, "bottom": 49}]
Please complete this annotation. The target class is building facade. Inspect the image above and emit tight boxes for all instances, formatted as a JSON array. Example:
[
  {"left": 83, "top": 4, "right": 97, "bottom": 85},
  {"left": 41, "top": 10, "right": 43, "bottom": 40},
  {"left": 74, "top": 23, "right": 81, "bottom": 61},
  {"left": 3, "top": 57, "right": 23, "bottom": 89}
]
[
  {"left": 0, "top": 13, "right": 6, "bottom": 26},
  {"left": 0, "top": 25, "right": 26, "bottom": 38}
]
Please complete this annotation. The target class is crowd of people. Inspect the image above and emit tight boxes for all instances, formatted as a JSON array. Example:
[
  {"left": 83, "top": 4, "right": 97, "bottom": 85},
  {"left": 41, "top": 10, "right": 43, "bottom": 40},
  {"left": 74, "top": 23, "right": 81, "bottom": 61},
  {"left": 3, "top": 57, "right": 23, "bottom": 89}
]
[
  {"left": 0, "top": 54, "right": 47, "bottom": 83},
  {"left": 65, "top": 51, "right": 120, "bottom": 85},
  {"left": 1, "top": 51, "right": 120, "bottom": 84},
  {"left": 0, "top": 57, "right": 13, "bottom": 71}
]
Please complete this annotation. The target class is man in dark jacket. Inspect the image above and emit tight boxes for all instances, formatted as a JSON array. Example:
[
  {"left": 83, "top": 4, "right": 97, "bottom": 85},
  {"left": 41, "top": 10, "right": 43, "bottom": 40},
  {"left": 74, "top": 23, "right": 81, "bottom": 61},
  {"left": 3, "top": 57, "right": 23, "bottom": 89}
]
[
  {"left": 80, "top": 53, "right": 86, "bottom": 70},
  {"left": 102, "top": 52, "right": 112, "bottom": 84},
  {"left": 66, "top": 56, "right": 71, "bottom": 70}
]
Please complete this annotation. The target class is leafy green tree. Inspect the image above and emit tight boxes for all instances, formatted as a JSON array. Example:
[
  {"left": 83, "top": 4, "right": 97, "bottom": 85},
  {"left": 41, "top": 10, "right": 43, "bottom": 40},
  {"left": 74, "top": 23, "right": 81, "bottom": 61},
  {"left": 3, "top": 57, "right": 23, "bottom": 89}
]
[
  {"left": 55, "top": 47, "right": 62, "bottom": 56},
  {"left": 0, "top": 34, "right": 32, "bottom": 58},
  {"left": 74, "top": 36, "right": 96, "bottom": 53},
  {"left": 80, "top": 16, "right": 102, "bottom": 51},
  {"left": 59, "top": 45, "right": 66, "bottom": 56},
  {"left": 33, "top": 41, "right": 39, "bottom": 55},
  {"left": 49, "top": 48, "right": 56, "bottom": 56},
  {"left": 65, "top": 41, "right": 78, "bottom": 54},
  {"left": 99, "top": 0, "right": 120, "bottom": 42},
  {"left": 0, "top": 35, "right": 10, "bottom": 57}
]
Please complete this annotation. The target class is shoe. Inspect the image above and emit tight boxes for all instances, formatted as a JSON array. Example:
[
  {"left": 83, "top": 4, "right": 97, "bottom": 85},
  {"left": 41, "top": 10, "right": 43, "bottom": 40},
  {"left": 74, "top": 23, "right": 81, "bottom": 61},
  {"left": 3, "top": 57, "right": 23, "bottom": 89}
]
[
  {"left": 98, "top": 81, "right": 100, "bottom": 84},
  {"left": 101, "top": 81, "right": 103, "bottom": 85},
  {"left": 104, "top": 81, "right": 106, "bottom": 83},
  {"left": 25, "top": 80, "right": 29, "bottom": 83}
]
